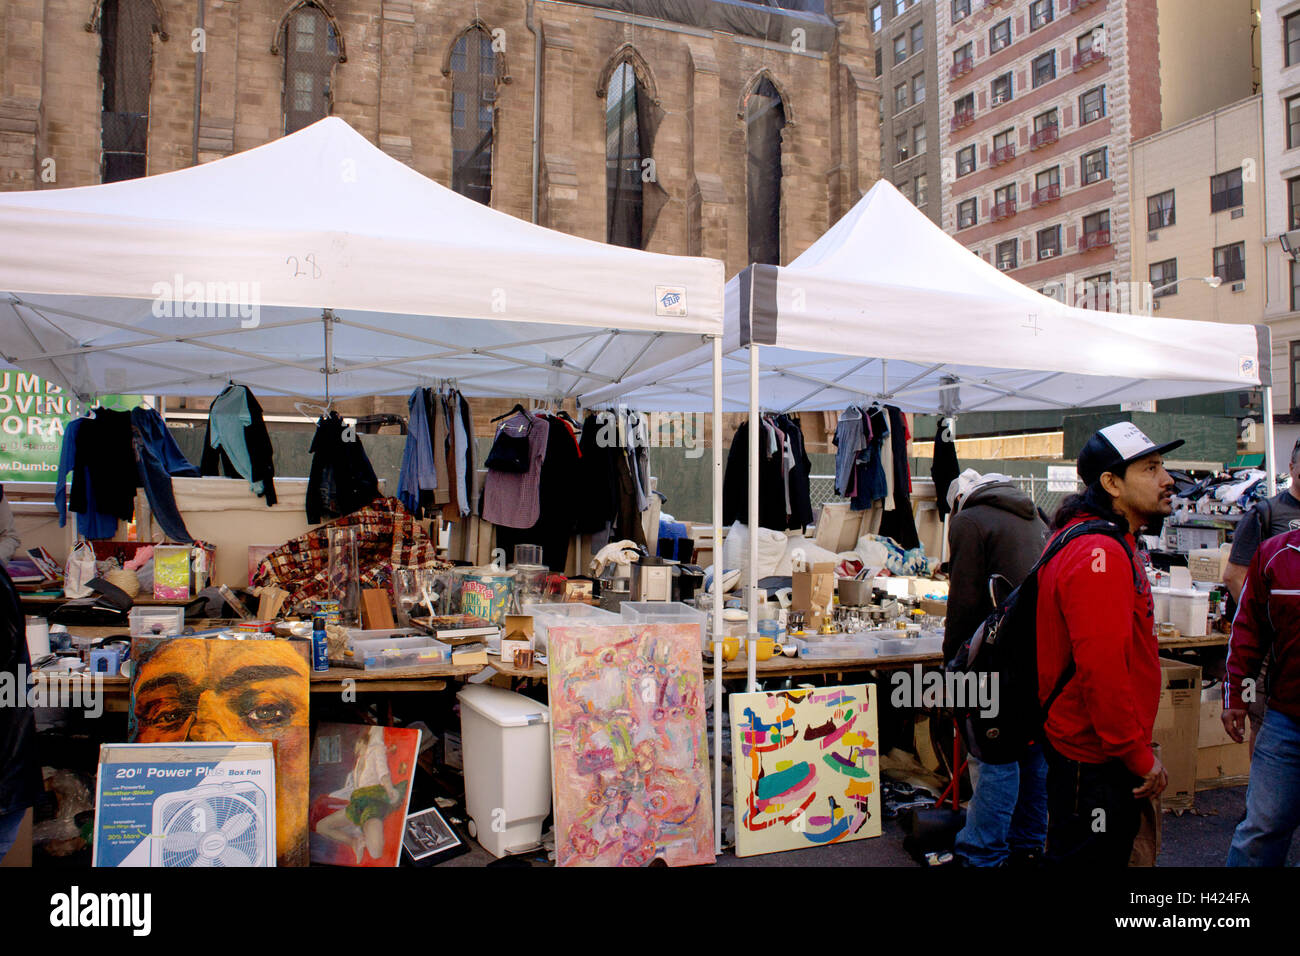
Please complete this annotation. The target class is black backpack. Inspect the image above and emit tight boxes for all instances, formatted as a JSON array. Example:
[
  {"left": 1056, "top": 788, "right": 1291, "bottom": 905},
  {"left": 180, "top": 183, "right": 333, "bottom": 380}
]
[{"left": 945, "top": 518, "right": 1141, "bottom": 765}]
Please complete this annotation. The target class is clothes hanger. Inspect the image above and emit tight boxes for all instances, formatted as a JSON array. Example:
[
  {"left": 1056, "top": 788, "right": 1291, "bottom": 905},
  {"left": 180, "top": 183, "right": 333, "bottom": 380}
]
[{"left": 490, "top": 403, "right": 530, "bottom": 423}]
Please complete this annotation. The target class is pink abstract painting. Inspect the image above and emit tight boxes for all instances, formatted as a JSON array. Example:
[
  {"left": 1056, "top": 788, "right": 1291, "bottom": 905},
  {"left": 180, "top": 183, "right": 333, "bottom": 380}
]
[{"left": 547, "top": 623, "right": 714, "bottom": 867}]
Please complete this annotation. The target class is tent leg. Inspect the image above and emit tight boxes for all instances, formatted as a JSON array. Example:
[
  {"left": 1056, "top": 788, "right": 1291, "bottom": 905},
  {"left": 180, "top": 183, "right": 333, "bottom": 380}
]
[
  {"left": 748, "top": 344, "right": 759, "bottom": 694},
  {"left": 322, "top": 309, "right": 336, "bottom": 405},
  {"left": 1265, "top": 386, "right": 1278, "bottom": 498},
  {"left": 711, "top": 334, "right": 724, "bottom": 855}
]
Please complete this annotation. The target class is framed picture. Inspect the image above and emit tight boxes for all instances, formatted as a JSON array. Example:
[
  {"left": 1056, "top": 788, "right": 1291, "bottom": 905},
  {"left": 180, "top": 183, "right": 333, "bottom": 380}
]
[{"left": 402, "top": 806, "right": 465, "bottom": 864}]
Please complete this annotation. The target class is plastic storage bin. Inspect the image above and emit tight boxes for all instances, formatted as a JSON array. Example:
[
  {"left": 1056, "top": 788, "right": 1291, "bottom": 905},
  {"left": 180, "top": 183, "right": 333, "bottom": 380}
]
[
  {"left": 620, "top": 601, "right": 708, "bottom": 649},
  {"left": 522, "top": 602, "right": 620, "bottom": 653},
  {"left": 1167, "top": 589, "right": 1209, "bottom": 637},
  {"left": 457, "top": 685, "right": 552, "bottom": 858},
  {"left": 797, "top": 636, "right": 879, "bottom": 660},
  {"left": 869, "top": 633, "right": 944, "bottom": 657},
  {"left": 346, "top": 635, "right": 450, "bottom": 669},
  {"left": 129, "top": 607, "right": 186, "bottom": 637}
]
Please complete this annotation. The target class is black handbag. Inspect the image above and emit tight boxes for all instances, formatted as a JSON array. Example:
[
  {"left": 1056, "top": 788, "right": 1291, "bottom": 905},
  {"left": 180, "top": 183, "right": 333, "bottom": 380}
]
[{"left": 485, "top": 416, "right": 534, "bottom": 473}]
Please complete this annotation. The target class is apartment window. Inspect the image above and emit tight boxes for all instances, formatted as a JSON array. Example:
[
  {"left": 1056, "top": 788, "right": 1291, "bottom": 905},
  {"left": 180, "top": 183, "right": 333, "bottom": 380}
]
[
  {"left": 875, "top": 48, "right": 883, "bottom": 77},
  {"left": 1083, "top": 209, "right": 1110, "bottom": 237},
  {"left": 952, "top": 0, "right": 970, "bottom": 24},
  {"left": 1036, "top": 166, "right": 1060, "bottom": 192},
  {"left": 895, "top": 0, "right": 914, "bottom": 14},
  {"left": 897, "top": 177, "right": 913, "bottom": 202},
  {"left": 1030, "top": 0, "right": 1054, "bottom": 31},
  {"left": 990, "top": 18, "right": 1012, "bottom": 54},
  {"left": 1143, "top": 190, "right": 1174, "bottom": 231},
  {"left": 1213, "top": 242, "right": 1246, "bottom": 283},
  {"left": 745, "top": 77, "right": 785, "bottom": 266},
  {"left": 913, "top": 73, "right": 926, "bottom": 104},
  {"left": 957, "top": 198, "right": 978, "bottom": 229},
  {"left": 994, "top": 183, "right": 1016, "bottom": 217},
  {"left": 1290, "top": 177, "right": 1300, "bottom": 230},
  {"left": 992, "top": 129, "right": 1014, "bottom": 153},
  {"left": 1287, "top": 11, "right": 1300, "bottom": 66},
  {"left": 1037, "top": 225, "right": 1061, "bottom": 259},
  {"left": 991, "top": 73, "right": 1013, "bottom": 106},
  {"left": 1033, "top": 51, "right": 1056, "bottom": 87},
  {"left": 1288, "top": 95, "right": 1300, "bottom": 149},
  {"left": 913, "top": 124, "right": 927, "bottom": 157},
  {"left": 915, "top": 172, "right": 928, "bottom": 206},
  {"left": 1034, "top": 110, "right": 1058, "bottom": 134},
  {"left": 954, "top": 92, "right": 975, "bottom": 121},
  {"left": 954, "top": 42, "right": 973, "bottom": 69},
  {"left": 449, "top": 24, "right": 493, "bottom": 204},
  {"left": 1077, "top": 27, "right": 1104, "bottom": 57},
  {"left": 894, "top": 34, "right": 908, "bottom": 64},
  {"left": 896, "top": 134, "right": 910, "bottom": 164},
  {"left": 1292, "top": 338, "right": 1300, "bottom": 412},
  {"left": 1210, "top": 168, "right": 1244, "bottom": 213},
  {"left": 98, "top": 0, "right": 160, "bottom": 182},
  {"left": 870, "top": 3, "right": 882, "bottom": 32},
  {"left": 957, "top": 145, "right": 976, "bottom": 177},
  {"left": 1079, "top": 86, "right": 1105, "bottom": 124},
  {"left": 1149, "top": 259, "right": 1177, "bottom": 297},
  {"left": 996, "top": 239, "right": 1018, "bottom": 270},
  {"left": 1293, "top": 266, "right": 1300, "bottom": 314},
  {"left": 911, "top": 21, "right": 924, "bottom": 56},
  {"left": 1081, "top": 147, "right": 1108, "bottom": 185},
  {"left": 895, "top": 83, "right": 909, "bottom": 114},
  {"left": 1082, "top": 272, "right": 1111, "bottom": 310}
]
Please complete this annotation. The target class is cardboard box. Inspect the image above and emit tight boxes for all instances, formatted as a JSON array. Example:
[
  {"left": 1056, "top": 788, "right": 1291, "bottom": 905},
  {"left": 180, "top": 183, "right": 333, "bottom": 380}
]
[
  {"left": 1198, "top": 687, "right": 1237, "bottom": 749},
  {"left": 500, "top": 615, "right": 534, "bottom": 664},
  {"left": 1152, "top": 657, "right": 1201, "bottom": 811},
  {"left": 1187, "top": 549, "right": 1224, "bottom": 584},
  {"left": 814, "top": 503, "right": 865, "bottom": 553},
  {"left": 792, "top": 562, "right": 836, "bottom": 632},
  {"left": 1197, "top": 743, "right": 1251, "bottom": 784}
]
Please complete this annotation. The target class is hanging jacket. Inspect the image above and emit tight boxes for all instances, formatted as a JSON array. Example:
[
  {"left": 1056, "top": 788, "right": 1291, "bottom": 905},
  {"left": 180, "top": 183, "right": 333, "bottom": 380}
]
[
  {"left": 775, "top": 413, "right": 814, "bottom": 528},
  {"left": 877, "top": 405, "right": 920, "bottom": 550},
  {"left": 307, "top": 411, "right": 380, "bottom": 524},
  {"left": 397, "top": 388, "right": 438, "bottom": 518},
  {"left": 130, "top": 406, "right": 200, "bottom": 543},
  {"left": 723, "top": 418, "right": 812, "bottom": 531},
  {"left": 931, "top": 419, "right": 961, "bottom": 519},
  {"left": 55, "top": 418, "right": 118, "bottom": 539},
  {"left": 72, "top": 407, "right": 135, "bottom": 520},
  {"left": 575, "top": 411, "right": 620, "bottom": 534},
  {"left": 200, "top": 384, "right": 277, "bottom": 507}
]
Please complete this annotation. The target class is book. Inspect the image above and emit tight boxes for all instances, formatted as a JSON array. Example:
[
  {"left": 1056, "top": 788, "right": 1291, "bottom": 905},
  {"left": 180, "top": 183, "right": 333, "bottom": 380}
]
[
  {"left": 411, "top": 613, "right": 500, "bottom": 645},
  {"left": 93, "top": 742, "right": 277, "bottom": 867},
  {"left": 451, "top": 642, "right": 489, "bottom": 667}
]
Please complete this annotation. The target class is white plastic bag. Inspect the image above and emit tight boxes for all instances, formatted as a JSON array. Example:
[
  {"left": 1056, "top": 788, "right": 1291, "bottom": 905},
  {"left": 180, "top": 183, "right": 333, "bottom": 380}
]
[{"left": 64, "top": 539, "right": 97, "bottom": 598}]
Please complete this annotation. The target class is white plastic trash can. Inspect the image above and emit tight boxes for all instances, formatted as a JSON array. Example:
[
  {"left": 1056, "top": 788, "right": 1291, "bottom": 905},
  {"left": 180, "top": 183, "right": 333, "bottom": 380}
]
[{"left": 457, "top": 685, "right": 552, "bottom": 858}]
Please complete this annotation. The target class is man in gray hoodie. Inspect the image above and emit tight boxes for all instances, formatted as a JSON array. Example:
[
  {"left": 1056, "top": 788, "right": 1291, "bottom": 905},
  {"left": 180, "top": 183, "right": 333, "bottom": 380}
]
[{"left": 945, "top": 470, "right": 1048, "bottom": 866}]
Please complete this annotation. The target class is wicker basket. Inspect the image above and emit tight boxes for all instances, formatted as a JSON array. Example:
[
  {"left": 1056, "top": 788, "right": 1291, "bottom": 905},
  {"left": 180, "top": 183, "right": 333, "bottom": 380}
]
[{"left": 102, "top": 567, "right": 141, "bottom": 598}]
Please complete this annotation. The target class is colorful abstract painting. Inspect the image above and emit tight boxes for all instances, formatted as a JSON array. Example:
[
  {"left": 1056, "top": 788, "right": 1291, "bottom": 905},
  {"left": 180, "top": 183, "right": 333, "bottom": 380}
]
[
  {"left": 547, "top": 623, "right": 714, "bottom": 867},
  {"left": 308, "top": 723, "right": 420, "bottom": 867},
  {"left": 730, "top": 684, "right": 881, "bottom": 857}
]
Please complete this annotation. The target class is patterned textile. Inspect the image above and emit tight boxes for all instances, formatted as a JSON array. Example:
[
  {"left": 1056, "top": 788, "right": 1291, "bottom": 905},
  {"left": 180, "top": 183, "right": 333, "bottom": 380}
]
[{"left": 253, "top": 497, "right": 449, "bottom": 610}]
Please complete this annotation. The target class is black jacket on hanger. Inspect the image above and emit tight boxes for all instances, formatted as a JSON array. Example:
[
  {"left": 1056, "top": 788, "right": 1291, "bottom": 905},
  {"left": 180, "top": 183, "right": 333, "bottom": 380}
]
[
  {"left": 199, "top": 384, "right": 278, "bottom": 507},
  {"left": 775, "top": 413, "right": 814, "bottom": 529},
  {"left": 72, "top": 408, "right": 136, "bottom": 520},
  {"left": 306, "top": 411, "right": 380, "bottom": 523},
  {"left": 931, "top": 419, "right": 960, "bottom": 519},
  {"left": 877, "top": 405, "right": 921, "bottom": 551},
  {"left": 574, "top": 412, "right": 619, "bottom": 534},
  {"left": 723, "top": 419, "right": 795, "bottom": 531},
  {"left": 497, "top": 413, "right": 583, "bottom": 570}
]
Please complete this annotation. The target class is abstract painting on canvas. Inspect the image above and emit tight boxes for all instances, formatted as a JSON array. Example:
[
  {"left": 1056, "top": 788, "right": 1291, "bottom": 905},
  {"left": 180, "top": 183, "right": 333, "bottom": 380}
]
[
  {"left": 548, "top": 623, "right": 713, "bottom": 867},
  {"left": 730, "top": 684, "right": 881, "bottom": 857}
]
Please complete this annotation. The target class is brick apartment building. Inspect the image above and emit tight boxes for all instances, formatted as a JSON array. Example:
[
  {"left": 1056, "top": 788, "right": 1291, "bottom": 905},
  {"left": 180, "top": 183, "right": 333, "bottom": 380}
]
[
  {"left": 937, "top": 0, "right": 1257, "bottom": 313},
  {"left": 0, "top": 0, "right": 880, "bottom": 437},
  {"left": 872, "top": 0, "right": 942, "bottom": 223}
]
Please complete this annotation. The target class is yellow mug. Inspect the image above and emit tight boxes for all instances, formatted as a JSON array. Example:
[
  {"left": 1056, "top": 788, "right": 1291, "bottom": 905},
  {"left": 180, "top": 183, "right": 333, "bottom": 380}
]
[
  {"left": 721, "top": 637, "right": 741, "bottom": 661},
  {"left": 753, "top": 637, "right": 777, "bottom": 662}
]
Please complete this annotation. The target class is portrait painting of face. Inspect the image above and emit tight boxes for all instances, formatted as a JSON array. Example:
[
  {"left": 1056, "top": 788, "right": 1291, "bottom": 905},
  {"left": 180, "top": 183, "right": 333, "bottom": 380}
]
[{"left": 130, "top": 637, "right": 311, "bottom": 867}]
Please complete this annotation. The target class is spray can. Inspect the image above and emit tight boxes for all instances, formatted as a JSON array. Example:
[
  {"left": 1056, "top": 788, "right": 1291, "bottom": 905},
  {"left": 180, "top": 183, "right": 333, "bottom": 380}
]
[{"left": 311, "top": 614, "right": 330, "bottom": 673}]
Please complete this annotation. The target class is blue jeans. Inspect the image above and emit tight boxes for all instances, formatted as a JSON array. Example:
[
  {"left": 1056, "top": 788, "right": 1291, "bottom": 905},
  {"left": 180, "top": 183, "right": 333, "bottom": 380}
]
[
  {"left": 955, "top": 745, "right": 1049, "bottom": 866},
  {"left": 0, "top": 806, "right": 27, "bottom": 862},
  {"left": 1228, "top": 708, "right": 1300, "bottom": 866}
]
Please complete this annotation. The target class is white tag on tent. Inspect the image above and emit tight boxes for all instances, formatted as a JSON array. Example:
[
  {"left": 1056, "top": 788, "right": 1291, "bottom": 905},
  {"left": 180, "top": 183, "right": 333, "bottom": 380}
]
[{"left": 655, "top": 286, "right": 687, "bottom": 317}]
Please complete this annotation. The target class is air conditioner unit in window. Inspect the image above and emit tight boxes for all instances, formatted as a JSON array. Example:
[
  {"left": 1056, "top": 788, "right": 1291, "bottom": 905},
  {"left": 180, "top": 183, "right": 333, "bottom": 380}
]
[
  {"left": 1147, "top": 231, "right": 1159, "bottom": 242},
  {"left": 1231, "top": 208, "right": 1245, "bottom": 220},
  {"left": 992, "top": 94, "right": 1009, "bottom": 105},
  {"left": 1231, "top": 282, "right": 1245, "bottom": 292},
  {"left": 997, "top": 261, "right": 1014, "bottom": 271},
  {"left": 1041, "top": 249, "right": 1057, "bottom": 258}
]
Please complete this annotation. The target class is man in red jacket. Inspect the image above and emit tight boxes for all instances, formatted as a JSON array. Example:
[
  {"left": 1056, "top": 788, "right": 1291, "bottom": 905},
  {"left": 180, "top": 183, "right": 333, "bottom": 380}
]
[
  {"left": 1223, "top": 526, "right": 1300, "bottom": 865},
  {"left": 1036, "top": 423, "right": 1175, "bottom": 865}
]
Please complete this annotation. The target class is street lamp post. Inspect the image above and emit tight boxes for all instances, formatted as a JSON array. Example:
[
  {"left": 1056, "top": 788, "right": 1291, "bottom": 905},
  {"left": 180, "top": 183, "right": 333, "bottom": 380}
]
[{"left": 1146, "top": 275, "right": 1222, "bottom": 313}]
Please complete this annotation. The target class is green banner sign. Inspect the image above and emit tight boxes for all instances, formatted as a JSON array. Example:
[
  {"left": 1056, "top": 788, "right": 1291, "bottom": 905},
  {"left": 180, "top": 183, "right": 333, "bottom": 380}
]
[{"left": 0, "top": 371, "right": 140, "bottom": 483}]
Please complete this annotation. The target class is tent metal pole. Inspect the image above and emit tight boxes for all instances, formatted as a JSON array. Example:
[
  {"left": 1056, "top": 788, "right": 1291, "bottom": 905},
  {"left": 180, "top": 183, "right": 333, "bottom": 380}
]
[
  {"left": 748, "top": 343, "right": 759, "bottom": 693},
  {"left": 322, "top": 309, "right": 336, "bottom": 406},
  {"left": 941, "top": 415, "right": 955, "bottom": 565},
  {"left": 1265, "top": 385, "right": 1278, "bottom": 497},
  {"left": 711, "top": 333, "right": 724, "bottom": 855}
]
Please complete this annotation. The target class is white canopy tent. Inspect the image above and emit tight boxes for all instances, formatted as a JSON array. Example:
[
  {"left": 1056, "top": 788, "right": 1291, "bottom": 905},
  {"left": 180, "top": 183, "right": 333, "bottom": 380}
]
[
  {"left": 580, "top": 180, "right": 1274, "bottom": 691},
  {"left": 0, "top": 116, "right": 731, "bottom": 851}
]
